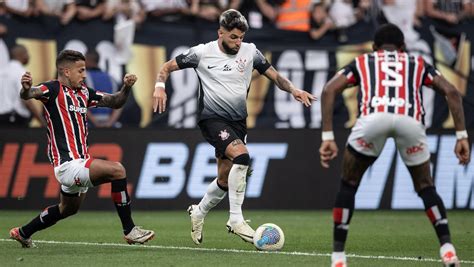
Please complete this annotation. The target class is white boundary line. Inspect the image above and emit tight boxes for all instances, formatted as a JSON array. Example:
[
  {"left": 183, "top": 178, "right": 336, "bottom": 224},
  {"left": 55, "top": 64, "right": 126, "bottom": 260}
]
[{"left": 1, "top": 239, "right": 473, "bottom": 264}]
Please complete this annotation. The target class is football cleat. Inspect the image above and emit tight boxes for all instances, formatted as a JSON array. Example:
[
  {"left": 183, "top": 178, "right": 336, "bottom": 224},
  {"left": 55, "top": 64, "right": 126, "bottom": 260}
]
[
  {"left": 187, "top": 205, "right": 204, "bottom": 245},
  {"left": 331, "top": 252, "right": 347, "bottom": 267},
  {"left": 440, "top": 243, "right": 460, "bottom": 267},
  {"left": 124, "top": 226, "right": 154, "bottom": 245},
  {"left": 9, "top": 227, "right": 34, "bottom": 248},
  {"left": 226, "top": 220, "right": 255, "bottom": 243}
]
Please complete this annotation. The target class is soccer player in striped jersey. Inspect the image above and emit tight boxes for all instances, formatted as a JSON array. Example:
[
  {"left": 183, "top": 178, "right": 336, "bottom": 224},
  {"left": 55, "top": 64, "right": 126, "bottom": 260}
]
[
  {"left": 319, "top": 24, "right": 470, "bottom": 267},
  {"left": 9, "top": 50, "right": 154, "bottom": 248},
  {"left": 153, "top": 9, "right": 316, "bottom": 245}
]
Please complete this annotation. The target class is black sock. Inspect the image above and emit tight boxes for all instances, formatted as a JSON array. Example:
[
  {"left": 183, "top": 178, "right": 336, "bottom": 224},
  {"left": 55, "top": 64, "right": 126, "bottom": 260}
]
[
  {"left": 20, "top": 205, "right": 63, "bottom": 238},
  {"left": 333, "top": 180, "right": 357, "bottom": 252},
  {"left": 111, "top": 179, "right": 135, "bottom": 235},
  {"left": 418, "top": 186, "right": 451, "bottom": 245}
]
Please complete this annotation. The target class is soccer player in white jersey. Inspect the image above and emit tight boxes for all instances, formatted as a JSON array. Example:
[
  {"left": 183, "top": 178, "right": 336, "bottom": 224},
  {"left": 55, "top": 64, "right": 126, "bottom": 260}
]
[
  {"left": 152, "top": 9, "right": 316, "bottom": 245},
  {"left": 319, "top": 24, "right": 470, "bottom": 267}
]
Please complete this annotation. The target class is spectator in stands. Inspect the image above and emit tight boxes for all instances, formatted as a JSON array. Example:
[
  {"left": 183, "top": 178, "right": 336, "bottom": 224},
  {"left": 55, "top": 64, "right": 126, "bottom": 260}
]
[
  {"left": 309, "top": 0, "right": 333, "bottom": 40},
  {"left": 328, "top": 0, "right": 370, "bottom": 43},
  {"left": 103, "top": 0, "right": 146, "bottom": 26},
  {"left": 141, "top": 0, "right": 189, "bottom": 22},
  {"left": 75, "top": 0, "right": 106, "bottom": 21},
  {"left": 0, "top": 22, "right": 6, "bottom": 35},
  {"left": 275, "top": 0, "right": 311, "bottom": 32},
  {"left": 381, "top": 0, "right": 422, "bottom": 46},
  {"left": 3, "top": 0, "right": 35, "bottom": 17},
  {"left": 425, "top": 0, "right": 471, "bottom": 25},
  {"left": 35, "top": 0, "right": 76, "bottom": 25},
  {"left": 235, "top": 0, "right": 284, "bottom": 29},
  {"left": 84, "top": 50, "right": 122, "bottom": 128},
  {"left": 189, "top": 0, "right": 225, "bottom": 22},
  {"left": 0, "top": 44, "right": 45, "bottom": 127}
]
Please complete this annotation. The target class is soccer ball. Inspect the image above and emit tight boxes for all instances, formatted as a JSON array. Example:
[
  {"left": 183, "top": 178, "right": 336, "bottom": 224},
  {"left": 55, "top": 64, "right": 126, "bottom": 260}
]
[{"left": 253, "top": 223, "right": 285, "bottom": 251}]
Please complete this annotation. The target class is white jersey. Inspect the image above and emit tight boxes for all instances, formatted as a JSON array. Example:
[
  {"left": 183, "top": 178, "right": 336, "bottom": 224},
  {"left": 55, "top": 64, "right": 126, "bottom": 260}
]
[{"left": 175, "top": 40, "right": 271, "bottom": 121}]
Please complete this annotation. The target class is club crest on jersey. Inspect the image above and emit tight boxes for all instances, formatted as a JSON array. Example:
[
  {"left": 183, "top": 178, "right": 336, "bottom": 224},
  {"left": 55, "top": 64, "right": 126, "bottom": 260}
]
[
  {"left": 236, "top": 58, "right": 247, "bottom": 72},
  {"left": 74, "top": 177, "right": 82, "bottom": 186},
  {"left": 69, "top": 105, "right": 87, "bottom": 114},
  {"left": 219, "top": 129, "right": 230, "bottom": 141}
]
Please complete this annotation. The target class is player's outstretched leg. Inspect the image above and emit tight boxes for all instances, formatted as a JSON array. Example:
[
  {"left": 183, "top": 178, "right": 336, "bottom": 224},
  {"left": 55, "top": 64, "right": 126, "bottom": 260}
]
[
  {"left": 10, "top": 191, "right": 84, "bottom": 248},
  {"left": 9, "top": 205, "right": 63, "bottom": 248},
  {"left": 188, "top": 178, "right": 228, "bottom": 245},
  {"left": 226, "top": 153, "right": 254, "bottom": 243}
]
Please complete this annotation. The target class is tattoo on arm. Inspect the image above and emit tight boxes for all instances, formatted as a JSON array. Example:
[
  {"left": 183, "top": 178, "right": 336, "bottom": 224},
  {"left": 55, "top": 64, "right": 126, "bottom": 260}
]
[
  {"left": 20, "top": 87, "right": 43, "bottom": 100},
  {"left": 275, "top": 73, "right": 293, "bottom": 93},
  {"left": 156, "top": 60, "right": 180, "bottom": 83},
  {"left": 231, "top": 139, "right": 244, "bottom": 146},
  {"left": 97, "top": 85, "right": 132, "bottom": 108}
]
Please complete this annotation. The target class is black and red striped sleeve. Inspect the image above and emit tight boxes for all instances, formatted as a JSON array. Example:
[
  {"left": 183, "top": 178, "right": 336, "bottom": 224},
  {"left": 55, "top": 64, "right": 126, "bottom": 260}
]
[
  {"left": 337, "top": 59, "right": 360, "bottom": 86},
  {"left": 421, "top": 59, "right": 441, "bottom": 86},
  {"left": 35, "top": 81, "right": 59, "bottom": 104},
  {"left": 87, "top": 87, "right": 105, "bottom": 108}
]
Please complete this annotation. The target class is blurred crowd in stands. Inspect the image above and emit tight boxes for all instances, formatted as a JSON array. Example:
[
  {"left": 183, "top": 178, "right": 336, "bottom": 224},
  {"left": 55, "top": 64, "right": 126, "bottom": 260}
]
[
  {"left": 0, "top": 0, "right": 473, "bottom": 128},
  {"left": 0, "top": 0, "right": 472, "bottom": 39}
]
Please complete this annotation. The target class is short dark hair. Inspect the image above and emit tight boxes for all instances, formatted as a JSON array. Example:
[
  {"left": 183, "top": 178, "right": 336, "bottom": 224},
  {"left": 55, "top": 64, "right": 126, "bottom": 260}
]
[
  {"left": 219, "top": 9, "right": 249, "bottom": 32},
  {"left": 373, "top": 24, "right": 405, "bottom": 49},
  {"left": 56, "top": 50, "right": 85, "bottom": 68}
]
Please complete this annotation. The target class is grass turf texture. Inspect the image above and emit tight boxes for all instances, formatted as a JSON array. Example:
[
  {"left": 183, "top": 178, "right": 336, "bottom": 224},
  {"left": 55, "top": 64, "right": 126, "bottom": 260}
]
[{"left": 0, "top": 210, "right": 473, "bottom": 266}]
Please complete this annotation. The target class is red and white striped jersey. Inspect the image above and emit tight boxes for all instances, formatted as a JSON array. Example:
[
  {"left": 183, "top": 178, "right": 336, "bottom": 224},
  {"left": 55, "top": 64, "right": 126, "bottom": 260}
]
[
  {"left": 35, "top": 80, "right": 104, "bottom": 166},
  {"left": 338, "top": 50, "right": 441, "bottom": 123}
]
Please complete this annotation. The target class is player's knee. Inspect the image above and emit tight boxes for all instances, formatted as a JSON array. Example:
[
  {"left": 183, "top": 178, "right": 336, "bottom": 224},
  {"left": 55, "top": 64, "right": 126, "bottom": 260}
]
[
  {"left": 233, "top": 153, "right": 250, "bottom": 166},
  {"left": 414, "top": 177, "right": 434, "bottom": 193},
  {"left": 59, "top": 204, "right": 79, "bottom": 218},
  {"left": 112, "top": 162, "right": 126, "bottom": 179},
  {"left": 216, "top": 176, "right": 228, "bottom": 189}
]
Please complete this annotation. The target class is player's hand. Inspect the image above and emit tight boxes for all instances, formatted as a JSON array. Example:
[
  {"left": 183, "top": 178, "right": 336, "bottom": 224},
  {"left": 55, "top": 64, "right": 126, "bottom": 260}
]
[
  {"left": 455, "top": 138, "right": 470, "bottom": 165},
  {"left": 292, "top": 88, "right": 317, "bottom": 107},
  {"left": 21, "top": 72, "right": 33, "bottom": 90},
  {"left": 319, "top": 140, "right": 338, "bottom": 168},
  {"left": 123, "top": 74, "right": 137, "bottom": 87},
  {"left": 153, "top": 87, "right": 167, "bottom": 113}
]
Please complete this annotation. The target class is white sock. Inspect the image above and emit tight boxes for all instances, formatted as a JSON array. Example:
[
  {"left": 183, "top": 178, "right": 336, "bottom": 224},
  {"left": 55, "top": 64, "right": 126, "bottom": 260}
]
[
  {"left": 228, "top": 163, "right": 248, "bottom": 225},
  {"left": 196, "top": 178, "right": 227, "bottom": 219}
]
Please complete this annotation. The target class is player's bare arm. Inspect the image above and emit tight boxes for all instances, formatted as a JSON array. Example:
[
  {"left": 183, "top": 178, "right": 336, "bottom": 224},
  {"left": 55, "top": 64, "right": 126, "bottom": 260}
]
[
  {"left": 319, "top": 73, "right": 349, "bottom": 168},
  {"left": 97, "top": 73, "right": 137, "bottom": 109},
  {"left": 263, "top": 66, "right": 316, "bottom": 107},
  {"left": 153, "top": 59, "right": 181, "bottom": 113},
  {"left": 431, "top": 75, "right": 471, "bottom": 165},
  {"left": 20, "top": 72, "right": 43, "bottom": 100}
]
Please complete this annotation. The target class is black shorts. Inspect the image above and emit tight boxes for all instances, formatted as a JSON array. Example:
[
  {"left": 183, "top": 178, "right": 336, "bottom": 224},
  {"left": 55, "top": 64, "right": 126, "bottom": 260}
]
[{"left": 198, "top": 118, "right": 247, "bottom": 159}]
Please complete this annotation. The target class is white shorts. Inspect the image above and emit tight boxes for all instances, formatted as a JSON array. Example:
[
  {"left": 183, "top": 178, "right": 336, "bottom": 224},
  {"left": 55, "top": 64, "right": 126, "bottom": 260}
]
[
  {"left": 347, "top": 113, "right": 430, "bottom": 166},
  {"left": 54, "top": 158, "right": 94, "bottom": 195}
]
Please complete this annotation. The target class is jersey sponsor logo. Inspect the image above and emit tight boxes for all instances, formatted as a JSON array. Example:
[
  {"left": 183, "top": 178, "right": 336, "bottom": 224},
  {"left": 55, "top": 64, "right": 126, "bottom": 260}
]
[
  {"left": 406, "top": 143, "right": 424, "bottom": 155},
  {"left": 219, "top": 129, "right": 230, "bottom": 141},
  {"left": 370, "top": 96, "right": 412, "bottom": 108},
  {"left": 207, "top": 65, "right": 217, "bottom": 69},
  {"left": 68, "top": 105, "right": 87, "bottom": 114},
  {"left": 223, "top": 64, "right": 232, "bottom": 71}
]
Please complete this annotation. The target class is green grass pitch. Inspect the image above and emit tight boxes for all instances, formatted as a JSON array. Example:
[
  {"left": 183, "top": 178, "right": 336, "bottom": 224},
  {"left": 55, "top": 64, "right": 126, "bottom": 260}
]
[{"left": 0, "top": 210, "right": 473, "bottom": 266}]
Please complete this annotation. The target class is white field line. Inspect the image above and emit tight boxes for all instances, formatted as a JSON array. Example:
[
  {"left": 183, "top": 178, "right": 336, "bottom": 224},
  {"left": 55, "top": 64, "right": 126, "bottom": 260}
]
[{"left": 1, "top": 239, "right": 473, "bottom": 264}]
